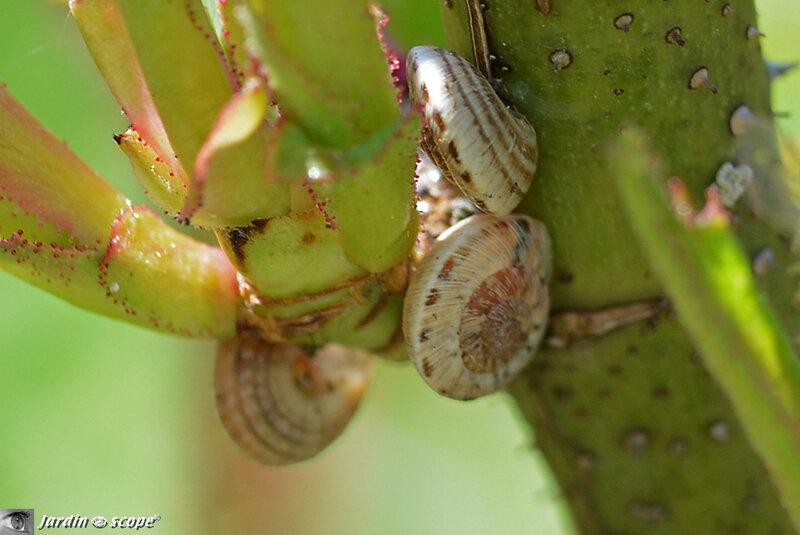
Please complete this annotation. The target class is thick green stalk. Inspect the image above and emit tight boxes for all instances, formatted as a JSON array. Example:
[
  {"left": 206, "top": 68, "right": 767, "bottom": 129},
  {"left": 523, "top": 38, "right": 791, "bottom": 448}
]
[
  {"left": 439, "top": 0, "right": 800, "bottom": 532},
  {"left": 0, "top": 86, "right": 238, "bottom": 338}
]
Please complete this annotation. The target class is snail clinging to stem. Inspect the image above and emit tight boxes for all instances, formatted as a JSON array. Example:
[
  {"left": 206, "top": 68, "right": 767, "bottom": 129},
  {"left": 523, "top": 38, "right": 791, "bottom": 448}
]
[
  {"left": 403, "top": 214, "right": 552, "bottom": 400},
  {"left": 406, "top": 46, "right": 539, "bottom": 216},
  {"left": 403, "top": 45, "right": 549, "bottom": 400}
]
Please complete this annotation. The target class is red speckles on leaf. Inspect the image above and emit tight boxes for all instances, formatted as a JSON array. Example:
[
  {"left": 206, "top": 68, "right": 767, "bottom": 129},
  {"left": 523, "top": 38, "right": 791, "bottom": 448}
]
[
  {"left": 303, "top": 179, "right": 338, "bottom": 230},
  {"left": 183, "top": 0, "right": 241, "bottom": 90},
  {"left": 369, "top": 4, "right": 406, "bottom": 106}
]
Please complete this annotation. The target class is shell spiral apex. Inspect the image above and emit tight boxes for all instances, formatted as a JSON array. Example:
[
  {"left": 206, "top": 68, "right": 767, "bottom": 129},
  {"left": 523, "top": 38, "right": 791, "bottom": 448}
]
[
  {"left": 215, "top": 332, "right": 370, "bottom": 465},
  {"left": 402, "top": 214, "right": 552, "bottom": 400}
]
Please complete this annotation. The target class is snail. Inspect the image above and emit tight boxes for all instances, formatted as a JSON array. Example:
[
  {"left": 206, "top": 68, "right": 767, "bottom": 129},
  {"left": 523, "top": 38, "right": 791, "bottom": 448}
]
[
  {"left": 406, "top": 46, "right": 538, "bottom": 216},
  {"left": 403, "top": 214, "right": 552, "bottom": 400},
  {"left": 215, "top": 330, "right": 370, "bottom": 465}
]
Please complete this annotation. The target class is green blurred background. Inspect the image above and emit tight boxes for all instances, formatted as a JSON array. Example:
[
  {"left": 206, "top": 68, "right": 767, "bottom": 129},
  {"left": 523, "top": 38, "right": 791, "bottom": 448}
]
[{"left": 0, "top": 2, "right": 797, "bottom": 534}]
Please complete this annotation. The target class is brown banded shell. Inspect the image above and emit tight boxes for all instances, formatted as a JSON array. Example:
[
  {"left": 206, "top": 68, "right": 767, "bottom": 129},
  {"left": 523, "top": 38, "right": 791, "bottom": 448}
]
[
  {"left": 403, "top": 214, "right": 551, "bottom": 400},
  {"left": 215, "top": 332, "right": 370, "bottom": 465},
  {"left": 406, "top": 46, "right": 538, "bottom": 216}
]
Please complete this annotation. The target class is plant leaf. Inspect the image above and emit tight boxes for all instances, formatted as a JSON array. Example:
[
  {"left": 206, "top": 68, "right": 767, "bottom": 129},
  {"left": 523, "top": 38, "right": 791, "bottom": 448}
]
[
  {"left": 69, "top": 0, "right": 183, "bottom": 182},
  {"left": 240, "top": 0, "right": 400, "bottom": 148},
  {"left": 100, "top": 205, "right": 239, "bottom": 337},
  {"left": 182, "top": 77, "right": 291, "bottom": 227},
  {"left": 215, "top": 207, "right": 366, "bottom": 301},
  {"left": 0, "top": 86, "right": 127, "bottom": 244},
  {"left": 71, "top": 0, "right": 234, "bottom": 174},
  {"left": 115, "top": 128, "right": 187, "bottom": 218},
  {"left": 322, "top": 116, "right": 421, "bottom": 273},
  {"left": 0, "top": 87, "right": 238, "bottom": 338},
  {"left": 200, "top": 0, "right": 248, "bottom": 86}
]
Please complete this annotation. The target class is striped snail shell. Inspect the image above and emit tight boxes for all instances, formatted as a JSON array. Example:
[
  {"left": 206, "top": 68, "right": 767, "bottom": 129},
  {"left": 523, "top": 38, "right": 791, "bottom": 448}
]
[
  {"left": 215, "top": 331, "right": 370, "bottom": 465},
  {"left": 406, "top": 46, "right": 538, "bottom": 216},
  {"left": 403, "top": 214, "right": 552, "bottom": 400}
]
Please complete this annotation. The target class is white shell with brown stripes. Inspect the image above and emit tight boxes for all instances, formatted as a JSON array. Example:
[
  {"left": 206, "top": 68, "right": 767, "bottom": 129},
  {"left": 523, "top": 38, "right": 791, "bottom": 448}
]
[
  {"left": 406, "top": 46, "right": 538, "bottom": 215},
  {"left": 403, "top": 214, "right": 551, "bottom": 400},
  {"left": 215, "top": 332, "right": 370, "bottom": 465}
]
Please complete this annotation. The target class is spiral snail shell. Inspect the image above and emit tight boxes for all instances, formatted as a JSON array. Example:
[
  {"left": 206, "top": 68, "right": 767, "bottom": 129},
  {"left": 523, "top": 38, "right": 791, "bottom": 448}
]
[
  {"left": 403, "top": 214, "right": 552, "bottom": 400},
  {"left": 215, "top": 331, "right": 370, "bottom": 465},
  {"left": 406, "top": 46, "right": 538, "bottom": 216}
]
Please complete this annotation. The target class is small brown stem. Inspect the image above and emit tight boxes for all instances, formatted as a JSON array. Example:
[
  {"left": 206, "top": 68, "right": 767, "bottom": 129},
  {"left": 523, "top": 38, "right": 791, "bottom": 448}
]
[{"left": 546, "top": 298, "right": 671, "bottom": 348}]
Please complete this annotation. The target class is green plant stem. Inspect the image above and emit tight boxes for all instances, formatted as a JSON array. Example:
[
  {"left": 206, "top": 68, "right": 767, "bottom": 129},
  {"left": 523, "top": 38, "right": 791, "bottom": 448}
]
[{"left": 439, "top": 0, "right": 800, "bottom": 532}]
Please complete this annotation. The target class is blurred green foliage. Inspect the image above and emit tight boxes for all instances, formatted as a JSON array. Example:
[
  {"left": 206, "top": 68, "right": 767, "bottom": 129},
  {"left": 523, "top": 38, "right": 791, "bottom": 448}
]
[{"left": 0, "top": 2, "right": 798, "bottom": 534}]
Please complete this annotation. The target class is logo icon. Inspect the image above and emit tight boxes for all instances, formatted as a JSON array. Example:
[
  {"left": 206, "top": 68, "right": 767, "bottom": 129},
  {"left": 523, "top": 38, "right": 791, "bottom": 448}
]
[
  {"left": 0, "top": 509, "right": 34, "bottom": 534},
  {"left": 91, "top": 516, "right": 108, "bottom": 529}
]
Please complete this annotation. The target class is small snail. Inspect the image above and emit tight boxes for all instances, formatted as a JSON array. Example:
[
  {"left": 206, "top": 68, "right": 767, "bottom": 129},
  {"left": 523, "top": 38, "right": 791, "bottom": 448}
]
[
  {"left": 403, "top": 214, "right": 552, "bottom": 400},
  {"left": 406, "top": 46, "right": 538, "bottom": 216},
  {"left": 215, "top": 331, "right": 370, "bottom": 465}
]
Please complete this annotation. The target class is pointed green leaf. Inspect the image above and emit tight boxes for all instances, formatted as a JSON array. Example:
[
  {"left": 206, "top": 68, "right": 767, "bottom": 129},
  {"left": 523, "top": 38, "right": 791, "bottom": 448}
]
[
  {"left": 322, "top": 116, "right": 421, "bottom": 273},
  {"left": 69, "top": 0, "right": 181, "bottom": 179},
  {"left": 183, "top": 77, "right": 290, "bottom": 227},
  {"left": 115, "top": 128, "right": 188, "bottom": 218},
  {"left": 240, "top": 0, "right": 400, "bottom": 148},
  {"left": 72, "top": 0, "right": 234, "bottom": 171},
  {"left": 611, "top": 129, "right": 800, "bottom": 529},
  {"left": 200, "top": 0, "right": 249, "bottom": 86}
]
